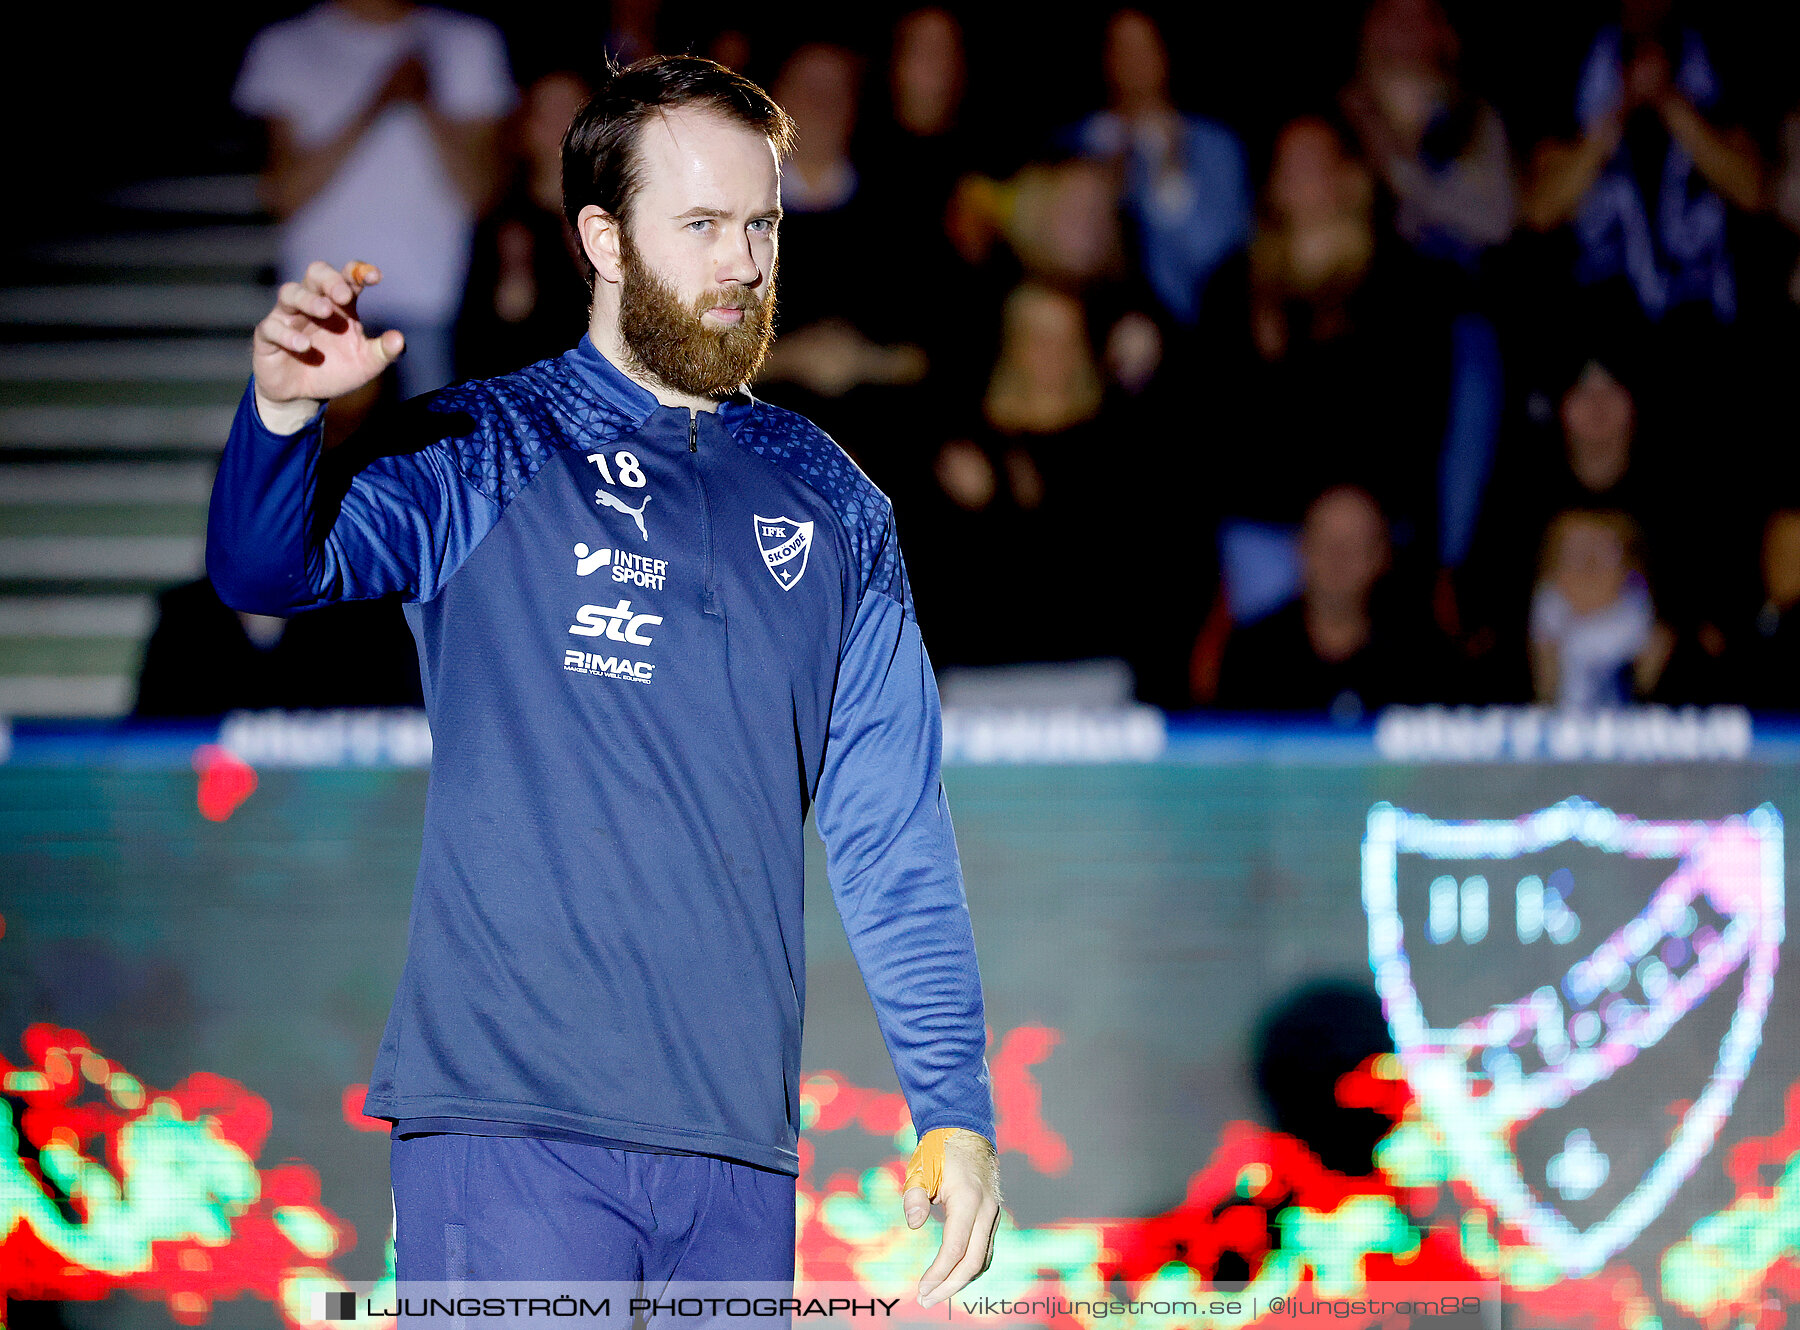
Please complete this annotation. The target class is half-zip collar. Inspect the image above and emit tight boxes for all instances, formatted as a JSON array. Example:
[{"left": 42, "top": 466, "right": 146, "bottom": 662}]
[
  {"left": 567, "top": 342, "right": 729, "bottom": 621},
  {"left": 566, "top": 333, "right": 759, "bottom": 438}
]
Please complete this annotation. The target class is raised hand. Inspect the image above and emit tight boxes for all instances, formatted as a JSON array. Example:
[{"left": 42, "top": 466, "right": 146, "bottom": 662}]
[{"left": 252, "top": 260, "right": 404, "bottom": 433}]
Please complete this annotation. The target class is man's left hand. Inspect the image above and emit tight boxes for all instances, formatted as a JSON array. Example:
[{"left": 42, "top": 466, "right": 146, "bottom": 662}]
[{"left": 902, "top": 1127, "right": 1002, "bottom": 1308}]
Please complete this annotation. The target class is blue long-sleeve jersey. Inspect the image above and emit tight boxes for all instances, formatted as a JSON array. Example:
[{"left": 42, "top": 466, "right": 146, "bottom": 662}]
[{"left": 207, "top": 335, "right": 994, "bottom": 1174}]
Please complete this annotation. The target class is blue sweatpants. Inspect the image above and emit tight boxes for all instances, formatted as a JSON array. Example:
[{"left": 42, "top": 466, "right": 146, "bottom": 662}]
[{"left": 390, "top": 1133, "right": 797, "bottom": 1282}]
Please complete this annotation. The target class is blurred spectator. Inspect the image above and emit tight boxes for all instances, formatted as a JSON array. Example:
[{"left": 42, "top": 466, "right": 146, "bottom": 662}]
[
  {"left": 234, "top": 0, "right": 516, "bottom": 399},
  {"left": 1521, "top": 0, "right": 1762, "bottom": 326},
  {"left": 908, "top": 141, "right": 1184, "bottom": 686},
  {"left": 927, "top": 149, "right": 1169, "bottom": 628},
  {"left": 1247, "top": 117, "right": 1379, "bottom": 362},
  {"left": 1196, "top": 117, "right": 1454, "bottom": 550},
  {"left": 1214, "top": 486, "right": 1449, "bottom": 717},
  {"left": 757, "top": 43, "right": 928, "bottom": 416},
  {"left": 1528, "top": 509, "right": 1672, "bottom": 706},
  {"left": 849, "top": 9, "right": 1001, "bottom": 418},
  {"left": 1179, "top": 116, "right": 1479, "bottom": 705},
  {"left": 134, "top": 581, "right": 423, "bottom": 717},
  {"left": 990, "top": 156, "right": 1166, "bottom": 393},
  {"left": 1728, "top": 509, "right": 1800, "bottom": 708},
  {"left": 1339, "top": 0, "right": 1517, "bottom": 270},
  {"left": 1457, "top": 309, "right": 1716, "bottom": 694},
  {"left": 1775, "top": 107, "right": 1800, "bottom": 304},
  {"left": 979, "top": 285, "right": 1105, "bottom": 440},
  {"left": 861, "top": 8, "right": 972, "bottom": 225},
  {"left": 1060, "top": 8, "right": 1252, "bottom": 327},
  {"left": 454, "top": 69, "right": 591, "bottom": 379},
  {"left": 992, "top": 158, "right": 1123, "bottom": 286},
  {"left": 773, "top": 41, "right": 861, "bottom": 216},
  {"left": 1562, "top": 361, "right": 1638, "bottom": 495},
  {"left": 909, "top": 285, "right": 1123, "bottom": 668}
]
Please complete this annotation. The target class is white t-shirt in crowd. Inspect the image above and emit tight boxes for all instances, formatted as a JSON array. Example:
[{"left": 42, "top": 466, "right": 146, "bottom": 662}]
[
  {"left": 234, "top": 3, "right": 516, "bottom": 326},
  {"left": 1530, "top": 576, "right": 1654, "bottom": 709}
]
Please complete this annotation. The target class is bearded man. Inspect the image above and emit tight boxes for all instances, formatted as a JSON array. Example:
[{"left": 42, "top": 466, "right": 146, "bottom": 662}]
[{"left": 208, "top": 55, "right": 999, "bottom": 1300}]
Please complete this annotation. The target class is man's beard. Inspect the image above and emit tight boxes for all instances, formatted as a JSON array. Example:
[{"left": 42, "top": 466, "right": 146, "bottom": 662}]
[{"left": 617, "top": 231, "right": 777, "bottom": 400}]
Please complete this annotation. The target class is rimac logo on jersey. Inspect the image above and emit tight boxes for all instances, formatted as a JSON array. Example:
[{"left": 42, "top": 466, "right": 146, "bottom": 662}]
[
  {"left": 564, "top": 650, "right": 653, "bottom": 683},
  {"left": 1362, "top": 797, "right": 1784, "bottom": 1278},
  {"left": 754, "top": 515, "right": 813, "bottom": 590},
  {"left": 573, "top": 543, "right": 667, "bottom": 589}
]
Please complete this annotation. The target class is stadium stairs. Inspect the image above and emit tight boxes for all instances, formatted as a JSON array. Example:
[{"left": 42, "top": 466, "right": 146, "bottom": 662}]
[{"left": 0, "top": 176, "right": 274, "bottom": 718}]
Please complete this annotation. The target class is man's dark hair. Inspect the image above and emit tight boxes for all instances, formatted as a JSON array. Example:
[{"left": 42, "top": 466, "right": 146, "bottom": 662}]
[{"left": 562, "top": 55, "right": 795, "bottom": 279}]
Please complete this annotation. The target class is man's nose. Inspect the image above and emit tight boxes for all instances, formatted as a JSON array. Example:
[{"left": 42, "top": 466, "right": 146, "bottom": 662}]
[{"left": 716, "top": 231, "right": 763, "bottom": 287}]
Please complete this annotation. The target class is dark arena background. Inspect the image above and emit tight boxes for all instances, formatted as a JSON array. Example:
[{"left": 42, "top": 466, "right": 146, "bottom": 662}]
[{"left": 7, "top": 2, "right": 1800, "bottom": 1328}]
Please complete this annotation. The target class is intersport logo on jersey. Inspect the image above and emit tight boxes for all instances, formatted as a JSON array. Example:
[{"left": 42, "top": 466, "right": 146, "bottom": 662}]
[{"left": 573, "top": 542, "right": 669, "bottom": 589}]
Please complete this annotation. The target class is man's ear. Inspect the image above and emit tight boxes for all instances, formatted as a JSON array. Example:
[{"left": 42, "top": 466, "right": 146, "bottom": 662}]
[{"left": 579, "top": 205, "right": 624, "bottom": 285}]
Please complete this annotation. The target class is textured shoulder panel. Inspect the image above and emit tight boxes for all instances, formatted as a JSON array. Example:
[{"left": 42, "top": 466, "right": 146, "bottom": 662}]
[
  {"left": 734, "top": 401, "right": 905, "bottom": 607},
  {"left": 429, "top": 357, "right": 640, "bottom": 509}
]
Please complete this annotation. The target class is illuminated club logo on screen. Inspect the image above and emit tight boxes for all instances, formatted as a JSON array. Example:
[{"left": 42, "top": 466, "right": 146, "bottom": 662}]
[{"left": 1362, "top": 798, "right": 1783, "bottom": 1276}]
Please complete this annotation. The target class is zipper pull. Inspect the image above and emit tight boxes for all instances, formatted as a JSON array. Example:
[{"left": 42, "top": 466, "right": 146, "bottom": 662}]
[{"left": 688, "top": 408, "right": 698, "bottom": 452}]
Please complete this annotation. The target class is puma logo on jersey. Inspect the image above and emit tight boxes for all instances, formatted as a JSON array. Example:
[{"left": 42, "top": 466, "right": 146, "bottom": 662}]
[{"left": 596, "top": 489, "right": 652, "bottom": 540}]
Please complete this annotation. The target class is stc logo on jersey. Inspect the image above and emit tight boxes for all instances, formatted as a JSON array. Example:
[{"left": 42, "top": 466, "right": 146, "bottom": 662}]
[
  {"left": 563, "top": 599, "right": 662, "bottom": 685},
  {"left": 569, "top": 600, "right": 661, "bottom": 645}
]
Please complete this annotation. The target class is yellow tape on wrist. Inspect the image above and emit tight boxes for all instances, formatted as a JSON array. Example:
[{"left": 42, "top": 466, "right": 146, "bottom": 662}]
[{"left": 904, "top": 1127, "right": 974, "bottom": 1198}]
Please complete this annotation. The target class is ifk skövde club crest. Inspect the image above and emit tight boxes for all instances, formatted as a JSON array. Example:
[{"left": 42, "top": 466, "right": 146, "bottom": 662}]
[
  {"left": 1361, "top": 797, "right": 1783, "bottom": 1276},
  {"left": 754, "top": 515, "right": 813, "bottom": 590}
]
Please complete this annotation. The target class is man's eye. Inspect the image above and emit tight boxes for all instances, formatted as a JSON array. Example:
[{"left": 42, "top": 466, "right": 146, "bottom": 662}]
[
  {"left": 749, "top": 218, "right": 774, "bottom": 233},
  {"left": 688, "top": 219, "right": 713, "bottom": 232}
]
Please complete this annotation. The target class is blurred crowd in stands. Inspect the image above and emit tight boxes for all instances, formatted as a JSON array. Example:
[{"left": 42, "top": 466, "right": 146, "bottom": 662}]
[{"left": 134, "top": 0, "right": 1800, "bottom": 718}]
